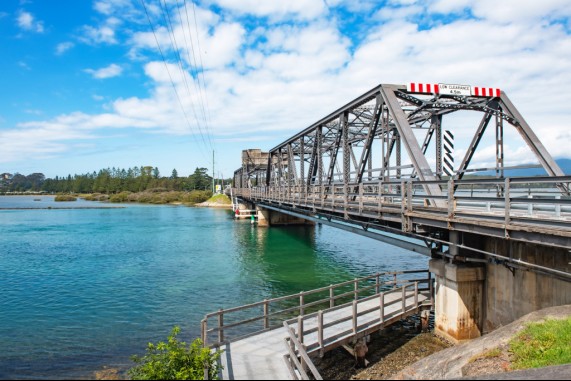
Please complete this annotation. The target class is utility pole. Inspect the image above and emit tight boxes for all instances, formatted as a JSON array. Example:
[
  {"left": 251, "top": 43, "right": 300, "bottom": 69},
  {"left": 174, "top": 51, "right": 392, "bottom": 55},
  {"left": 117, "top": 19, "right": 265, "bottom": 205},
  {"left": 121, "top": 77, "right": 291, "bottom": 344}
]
[{"left": 212, "top": 150, "right": 215, "bottom": 194}]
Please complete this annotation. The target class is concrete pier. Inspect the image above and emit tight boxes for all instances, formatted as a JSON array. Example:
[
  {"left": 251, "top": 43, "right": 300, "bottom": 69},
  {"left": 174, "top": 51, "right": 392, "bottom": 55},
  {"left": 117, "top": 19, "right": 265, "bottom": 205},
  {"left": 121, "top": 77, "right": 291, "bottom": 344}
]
[
  {"left": 430, "top": 236, "right": 571, "bottom": 342},
  {"left": 256, "top": 206, "right": 314, "bottom": 227},
  {"left": 429, "top": 259, "right": 485, "bottom": 342}
]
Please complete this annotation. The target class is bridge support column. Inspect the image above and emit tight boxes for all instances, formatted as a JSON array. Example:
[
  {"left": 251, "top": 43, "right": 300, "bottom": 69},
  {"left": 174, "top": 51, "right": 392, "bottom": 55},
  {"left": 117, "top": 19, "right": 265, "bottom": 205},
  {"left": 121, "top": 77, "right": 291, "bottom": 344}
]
[
  {"left": 429, "top": 258, "right": 485, "bottom": 343},
  {"left": 256, "top": 207, "right": 270, "bottom": 227},
  {"left": 255, "top": 206, "right": 314, "bottom": 226}
]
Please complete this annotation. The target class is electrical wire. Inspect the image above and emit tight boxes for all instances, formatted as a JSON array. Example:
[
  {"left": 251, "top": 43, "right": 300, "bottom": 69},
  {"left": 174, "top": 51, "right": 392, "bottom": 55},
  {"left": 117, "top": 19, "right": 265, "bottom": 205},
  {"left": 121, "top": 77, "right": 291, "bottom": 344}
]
[
  {"left": 158, "top": 0, "right": 210, "bottom": 150},
  {"left": 139, "top": 0, "right": 210, "bottom": 160},
  {"left": 178, "top": 0, "right": 213, "bottom": 149},
  {"left": 190, "top": 0, "right": 213, "bottom": 145}
]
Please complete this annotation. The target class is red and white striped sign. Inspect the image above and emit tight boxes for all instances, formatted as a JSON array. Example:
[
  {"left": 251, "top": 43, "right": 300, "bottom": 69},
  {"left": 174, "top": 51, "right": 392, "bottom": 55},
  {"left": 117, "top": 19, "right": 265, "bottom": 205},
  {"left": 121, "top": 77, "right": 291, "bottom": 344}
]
[
  {"left": 472, "top": 86, "right": 501, "bottom": 97},
  {"left": 407, "top": 83, "right": 440, "bottom": 94},
  {"left": 406, "top": 83, "right": 501, "bottom": 97}
]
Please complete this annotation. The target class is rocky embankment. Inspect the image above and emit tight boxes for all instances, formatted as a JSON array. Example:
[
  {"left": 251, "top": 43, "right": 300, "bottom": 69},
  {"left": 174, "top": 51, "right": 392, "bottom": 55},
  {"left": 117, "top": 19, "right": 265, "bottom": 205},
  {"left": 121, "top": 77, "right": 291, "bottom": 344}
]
[
  {"left": 315, "top": 305, "right": 571, "bottom": 380},
  {"left": 393, "top": 304, "right": 571, "bottom": 379}
]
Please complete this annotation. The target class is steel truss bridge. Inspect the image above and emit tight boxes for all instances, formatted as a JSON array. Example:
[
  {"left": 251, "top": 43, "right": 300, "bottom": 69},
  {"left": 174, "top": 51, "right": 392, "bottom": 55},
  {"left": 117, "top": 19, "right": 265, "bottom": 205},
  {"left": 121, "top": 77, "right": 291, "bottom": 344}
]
[{"left": 233, "top": 83, "right": 571, "bottom": 280}]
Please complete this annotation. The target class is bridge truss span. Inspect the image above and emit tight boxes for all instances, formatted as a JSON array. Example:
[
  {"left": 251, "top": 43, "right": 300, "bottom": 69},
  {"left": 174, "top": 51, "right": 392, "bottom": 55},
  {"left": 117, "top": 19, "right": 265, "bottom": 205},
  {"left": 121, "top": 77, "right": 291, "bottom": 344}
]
[{"left": 233, "top": 83, "right": 571, "bottom": 280}]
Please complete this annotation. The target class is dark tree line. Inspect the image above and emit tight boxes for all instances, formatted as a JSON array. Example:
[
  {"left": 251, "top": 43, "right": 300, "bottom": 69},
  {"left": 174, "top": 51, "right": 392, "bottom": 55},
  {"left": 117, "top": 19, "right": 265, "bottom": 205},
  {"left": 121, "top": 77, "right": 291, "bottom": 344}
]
[{"left": 0, "top": 166, "right": 230, "bottom": 194}]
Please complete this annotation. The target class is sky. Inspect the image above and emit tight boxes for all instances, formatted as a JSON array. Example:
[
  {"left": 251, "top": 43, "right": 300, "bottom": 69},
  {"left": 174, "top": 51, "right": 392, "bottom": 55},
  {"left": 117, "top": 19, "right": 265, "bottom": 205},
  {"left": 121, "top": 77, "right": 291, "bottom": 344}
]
[{"left": 1, "top": 0, "right": 571, "bottom": 179}]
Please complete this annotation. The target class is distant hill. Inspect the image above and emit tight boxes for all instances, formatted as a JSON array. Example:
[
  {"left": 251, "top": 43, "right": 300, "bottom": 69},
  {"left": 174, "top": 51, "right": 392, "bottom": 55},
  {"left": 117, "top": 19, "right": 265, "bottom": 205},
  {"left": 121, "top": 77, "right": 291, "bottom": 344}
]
[
  {"left": 475, "top": 159, "right": 571, "bottom": 177},
  {"left": 557, "top": 159, "right": 571, "bottom": 175}
]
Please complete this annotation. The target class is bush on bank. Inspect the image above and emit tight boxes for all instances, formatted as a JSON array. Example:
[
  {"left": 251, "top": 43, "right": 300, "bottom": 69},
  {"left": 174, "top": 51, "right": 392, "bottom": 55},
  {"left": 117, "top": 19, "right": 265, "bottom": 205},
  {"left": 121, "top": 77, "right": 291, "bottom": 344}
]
[
  {"left": 54, "top": 194, "right": 77, "bottom": 202},
  {"left": 83, "top": 190, "right": 212, "bottom": 205},
  {"left": 129, "top": 326, "right": 222, "bottom": 380}
]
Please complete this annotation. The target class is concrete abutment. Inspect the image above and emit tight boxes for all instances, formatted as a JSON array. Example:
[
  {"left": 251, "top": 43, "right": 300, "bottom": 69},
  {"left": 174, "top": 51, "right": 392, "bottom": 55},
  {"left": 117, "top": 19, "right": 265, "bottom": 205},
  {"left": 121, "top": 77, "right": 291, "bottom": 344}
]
[{"left": 430, "top": 235, "right": 571, "bottom": 342}]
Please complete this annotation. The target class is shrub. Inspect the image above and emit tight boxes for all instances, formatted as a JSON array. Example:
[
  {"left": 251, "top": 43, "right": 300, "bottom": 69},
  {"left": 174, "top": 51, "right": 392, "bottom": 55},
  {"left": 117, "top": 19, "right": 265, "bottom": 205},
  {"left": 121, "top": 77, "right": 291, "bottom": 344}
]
[
  {"left": 186, "top": 190, "right": 212, "bottom": 204},
  {"left": 129, "top": 326, "right": 222, "bottom": 380},
  {"left": 54, "top": 194, "right": 77, "bottom": 202},
  {"left": 109, "top": 191, "right": 131, "bottom": 203},
  {"left": 83, "top": 193, "right": 109, "bottom": 201}
]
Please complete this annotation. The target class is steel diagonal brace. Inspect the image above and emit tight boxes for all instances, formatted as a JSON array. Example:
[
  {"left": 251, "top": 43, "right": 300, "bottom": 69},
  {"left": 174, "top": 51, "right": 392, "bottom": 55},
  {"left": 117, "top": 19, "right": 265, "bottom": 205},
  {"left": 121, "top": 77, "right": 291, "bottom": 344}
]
[
  {"left": 380, "top": 84, "right": 445, "bottom": 207},
  {"left": 356, "top": 95, "right": 383, "bottom": 185},
  {"left": 455, "top": 101, "right": 498, "bottom": 182},
  {"left": 499, "top": 93, "right": 564, "bottom": 177},
  {"left": 499, "top": 92, "right": 569, "bottom": 195}
]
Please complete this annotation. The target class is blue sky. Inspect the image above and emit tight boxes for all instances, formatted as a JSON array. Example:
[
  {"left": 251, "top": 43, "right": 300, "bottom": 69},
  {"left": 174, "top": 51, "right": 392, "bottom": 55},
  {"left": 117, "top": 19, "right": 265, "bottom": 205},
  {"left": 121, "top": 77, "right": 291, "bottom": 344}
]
[{"left": 1, "top": 0, "right": 571, "bottom": 178}]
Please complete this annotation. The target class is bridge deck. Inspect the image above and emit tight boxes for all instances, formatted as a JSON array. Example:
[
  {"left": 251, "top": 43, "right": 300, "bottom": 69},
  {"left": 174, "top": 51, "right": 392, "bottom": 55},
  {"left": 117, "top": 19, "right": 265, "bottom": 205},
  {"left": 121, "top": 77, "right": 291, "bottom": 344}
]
[{"left": 217, "top": 289, "right": 429, "bottom": 380}]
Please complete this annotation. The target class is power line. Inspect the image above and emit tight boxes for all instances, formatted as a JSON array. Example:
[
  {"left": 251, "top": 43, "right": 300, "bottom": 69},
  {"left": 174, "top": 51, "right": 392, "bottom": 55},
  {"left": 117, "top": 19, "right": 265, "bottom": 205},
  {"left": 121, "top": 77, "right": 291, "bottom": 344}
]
[
  {"left": 178, "top": 0, "right": 213, "bottom": 149},
  {"left": 157, "top": 0, "right": 210, "bottom": 151},
  {"left": 139, "top": 0, "right": 209, "bottom": 160},
  {"left": 190, "top": 0, "right": 213, "bottom": 146}
]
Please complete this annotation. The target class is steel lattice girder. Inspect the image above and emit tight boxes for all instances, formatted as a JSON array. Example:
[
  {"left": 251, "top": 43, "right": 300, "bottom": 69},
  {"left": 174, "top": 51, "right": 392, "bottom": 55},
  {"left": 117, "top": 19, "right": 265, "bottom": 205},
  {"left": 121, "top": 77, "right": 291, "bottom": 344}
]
[{"left": 259, "top": 83, "right": 565, "bottom": 200}]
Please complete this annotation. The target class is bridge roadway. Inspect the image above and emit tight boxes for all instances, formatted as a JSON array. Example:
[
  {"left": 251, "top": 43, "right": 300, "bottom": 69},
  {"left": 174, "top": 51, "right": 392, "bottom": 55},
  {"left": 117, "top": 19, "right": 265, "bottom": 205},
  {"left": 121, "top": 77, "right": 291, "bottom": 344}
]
[
  {"left": 215, "top": 287, "right": 430, "bottom": 380},
  {"left": 234, "top": 177, "right": 571, "bottom": 256}
]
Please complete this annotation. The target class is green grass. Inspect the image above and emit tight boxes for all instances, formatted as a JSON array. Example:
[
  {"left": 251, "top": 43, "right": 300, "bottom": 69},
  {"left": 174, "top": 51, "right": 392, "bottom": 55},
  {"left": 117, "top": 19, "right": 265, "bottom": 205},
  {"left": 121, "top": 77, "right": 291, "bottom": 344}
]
[
  {"left": 205, "top": 194, "right": 231, "bottom": 204},
  {"left": 468, "top": 347, "right": 503, "bottom": 364},
  {"left": 509, "top": 317, "right": 571, "bottom": 370}
]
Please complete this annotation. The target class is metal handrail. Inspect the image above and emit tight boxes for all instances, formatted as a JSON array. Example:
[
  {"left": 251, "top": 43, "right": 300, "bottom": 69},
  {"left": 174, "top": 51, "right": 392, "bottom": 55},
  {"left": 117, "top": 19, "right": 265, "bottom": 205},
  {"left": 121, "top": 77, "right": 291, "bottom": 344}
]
[
  {"left": 281, "top": 280, "right": 431, "bottom": 380},
  {"left": 233, "top": 176, "right": 571, "bottom": 229},
  {"left": 201, "top": 270, "right": 430, "bottom": 347}
]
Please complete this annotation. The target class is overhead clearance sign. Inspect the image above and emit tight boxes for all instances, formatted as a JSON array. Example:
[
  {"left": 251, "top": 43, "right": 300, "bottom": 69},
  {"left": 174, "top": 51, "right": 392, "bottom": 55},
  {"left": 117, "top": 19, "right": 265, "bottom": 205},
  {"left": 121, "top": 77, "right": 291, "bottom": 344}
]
[
  {"left": 406, "top": 83, "right": 501, "bottom": 97},
  {"left": 438, "top": 83, "right": 471, "bottom": 96}
]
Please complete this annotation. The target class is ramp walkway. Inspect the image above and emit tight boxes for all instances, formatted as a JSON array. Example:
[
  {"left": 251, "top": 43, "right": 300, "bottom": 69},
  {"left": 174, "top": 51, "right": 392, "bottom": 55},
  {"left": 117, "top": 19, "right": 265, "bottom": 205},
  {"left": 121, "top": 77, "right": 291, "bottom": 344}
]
[{"left": 201, "top": 270, "right": 434, "bottom": 380}]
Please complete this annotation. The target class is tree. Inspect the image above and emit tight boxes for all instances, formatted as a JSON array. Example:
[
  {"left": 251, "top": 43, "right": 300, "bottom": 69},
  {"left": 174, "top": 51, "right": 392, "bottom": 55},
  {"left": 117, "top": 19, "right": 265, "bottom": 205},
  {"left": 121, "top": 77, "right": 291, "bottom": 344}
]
[
  {"left": 188, "top": 167, "right": 211, "bottom": 190},
  {"left": 171, "top": 168, "right": 178, "bottom": 179}
]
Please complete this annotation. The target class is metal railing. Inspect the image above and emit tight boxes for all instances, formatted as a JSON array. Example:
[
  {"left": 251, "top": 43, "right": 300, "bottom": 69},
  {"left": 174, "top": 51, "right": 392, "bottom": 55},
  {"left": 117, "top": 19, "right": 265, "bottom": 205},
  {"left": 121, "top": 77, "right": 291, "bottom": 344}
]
[
  {"left": 283, "top": 323, "right": 323, "bottom": 380},
  {"left": 282, "top": 280, "right": 431, "bottom": 380},
  {"left": 234, "top": 176, "right": 571, "bottom": 233},
  {"left": 201, "top": 270, "right": 432, "bottom": 348}
]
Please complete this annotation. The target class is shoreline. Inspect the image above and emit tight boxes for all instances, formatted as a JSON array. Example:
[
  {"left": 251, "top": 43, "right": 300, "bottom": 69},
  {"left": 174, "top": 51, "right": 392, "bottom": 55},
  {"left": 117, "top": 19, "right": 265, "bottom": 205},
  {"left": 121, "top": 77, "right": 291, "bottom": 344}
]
[{"left": 0, "top": 206, "right": 125, "bottom": 210}]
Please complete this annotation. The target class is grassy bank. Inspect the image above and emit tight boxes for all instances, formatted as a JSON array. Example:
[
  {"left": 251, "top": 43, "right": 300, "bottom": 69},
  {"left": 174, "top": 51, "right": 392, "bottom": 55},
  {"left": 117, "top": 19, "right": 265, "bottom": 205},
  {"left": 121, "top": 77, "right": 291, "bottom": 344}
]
[
  {"left": 509, "top": 317, "right": 571, "bottom": 369},
  {"left": 82, "top": 190, "right": 212, "bottom": 205},
  {"left": 203, "top": 194, "right": 231, "bottom": 205}
]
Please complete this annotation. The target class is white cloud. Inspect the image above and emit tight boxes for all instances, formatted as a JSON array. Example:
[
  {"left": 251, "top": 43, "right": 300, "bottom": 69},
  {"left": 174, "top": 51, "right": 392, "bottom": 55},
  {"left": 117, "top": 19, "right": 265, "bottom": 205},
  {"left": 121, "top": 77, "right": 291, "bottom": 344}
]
[
  {"left": 24, "top": 109, "right": 43, "bottom": 115},
  {"left": 79, "top": 17, "right": 121, "bottom": 45},
  {"left": 94, "top": 0, "right": 131, "bottom": 15},
  {"left": 84, "top": 64, "right": 123, "bottom": 79},
  {"left": 429, "top": 0, "right": 471, "bottom": 14},
  {"left": 375, "top": 4, "right": 424, "bottom": 21},
  {"left": 18, "top": 61, "right": 31, "bottom": 70},
  {"left": 4, "top": 1, "right": 571, "bottom": 169},
  {"left": 16, "top": 10, "right": 44, "bottom": 33},
  {"left": 55, "top": 41, "right": 74, "bottom": 55},
  {"left": 80, "top": 25, "right": 117, "bottom": 44},
  {"left": 430, "top": 0, "right": 571, "bottom": 23},
  {"left": 129, "top": 5, "right": 242, "bottom": 69},
  {"left": 207, "top": 0, "right": 327, "bottom": 21},
  {"left": 0, "top": 118, "right": 94, "bottom": 163}
]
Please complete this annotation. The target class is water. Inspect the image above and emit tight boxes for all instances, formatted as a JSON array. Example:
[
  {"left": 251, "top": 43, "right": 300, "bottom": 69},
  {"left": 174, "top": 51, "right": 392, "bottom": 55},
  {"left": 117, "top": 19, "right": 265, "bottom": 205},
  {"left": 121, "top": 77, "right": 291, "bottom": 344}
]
[{"left": 0, "top": 196, "right": 428, "bottom": 379}]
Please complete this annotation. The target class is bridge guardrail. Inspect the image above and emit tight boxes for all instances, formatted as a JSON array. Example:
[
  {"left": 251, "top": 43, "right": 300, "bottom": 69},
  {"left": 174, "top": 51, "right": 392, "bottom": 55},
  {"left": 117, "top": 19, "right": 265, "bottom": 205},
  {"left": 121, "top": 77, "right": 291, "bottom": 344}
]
[
  {"left": 234, "top": 176, "right": 571, "bottom": 231},
  {"left": 200, "top": 270, "right": 432, "bottom": 348}
]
